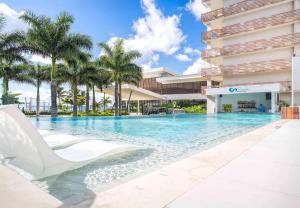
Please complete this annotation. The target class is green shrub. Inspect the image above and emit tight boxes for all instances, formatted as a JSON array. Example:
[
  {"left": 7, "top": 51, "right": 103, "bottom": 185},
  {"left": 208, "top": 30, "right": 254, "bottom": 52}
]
[
  {"left": 183, "top": 105, "right": 206, "bottom": 114},
  {"left": 223, "top": 104, "right": 232, "bottom": 112},
  {"left": 25, "top": 111, "right": 72, "bottom": 116},
  {"left": 279, "top": 100, "right": 289, "bottom": 111},
  {"left": 77, "top": 110, "right": 114, "bottom": 116}
]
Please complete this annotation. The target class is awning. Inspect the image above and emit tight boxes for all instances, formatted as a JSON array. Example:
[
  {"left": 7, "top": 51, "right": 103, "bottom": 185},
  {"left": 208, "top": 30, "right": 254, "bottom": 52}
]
[
  {"left": 101, "top": 84, "right": 166, "bottom": 101},
  {"left": 206, "top": 83, "right": 282, "bottom": 96},
  {"left": 156, "top": 74, "right": 222, "bottom": 84}
]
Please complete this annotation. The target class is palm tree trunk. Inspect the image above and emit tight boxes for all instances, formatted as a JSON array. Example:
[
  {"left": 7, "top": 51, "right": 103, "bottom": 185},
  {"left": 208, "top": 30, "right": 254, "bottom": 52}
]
[
  {"left": 92, "top": 85, "right": 96, "bottom": 112},
  {"left": 50, "top": 58, "right": 58, "bottom": 117},
  {"left": 127, "top": 90, "right": 133, "bottom": 113},
  {"left": 118, "top": 82, "right": 122, "bottom": 115},
  {"left": 2, "top": 76, "right": 9, "bottom": 96},
  {"left": 72, "top": 83, "right": 78, "bottom": 117},
  {"left": 103, "top": 93, "right": 106, "bottom": 111},
  {"left": 2, "top": 76, "right": 9, "bottom": 105},
  {"left": 36, "top": 81, "right": 40, "bottom": 117},
  {"left": 114, "top": 81, "right": 119, "bottom": 116},
  {"left": 85, "top": 85, "right": 90, "bottom": 113}
]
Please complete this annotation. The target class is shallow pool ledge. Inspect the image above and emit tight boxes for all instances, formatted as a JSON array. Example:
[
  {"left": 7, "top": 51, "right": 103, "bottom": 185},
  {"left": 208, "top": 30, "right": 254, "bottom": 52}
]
[{"left": 70, "top": 119, "right": 287, "bottom": 208}]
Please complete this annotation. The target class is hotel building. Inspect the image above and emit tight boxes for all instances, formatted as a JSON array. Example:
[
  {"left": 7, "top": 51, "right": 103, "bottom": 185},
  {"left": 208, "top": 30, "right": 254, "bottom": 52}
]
[{"left": 202, "top": 0, "right": 300, "bottom": 113}]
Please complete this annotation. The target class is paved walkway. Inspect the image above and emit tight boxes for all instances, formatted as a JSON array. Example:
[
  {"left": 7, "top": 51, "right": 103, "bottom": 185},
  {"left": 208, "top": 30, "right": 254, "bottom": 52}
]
[{"left": 168, "top": 120, "right": 300, "bottom": 208}]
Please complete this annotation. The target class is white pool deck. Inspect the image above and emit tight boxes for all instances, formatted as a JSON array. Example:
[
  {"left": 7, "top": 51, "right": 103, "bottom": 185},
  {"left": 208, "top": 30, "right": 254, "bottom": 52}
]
[
  {"left": 1, "top": 119, "right": 300, "bottom": 208},
  {"left": 168, "top": 120, "right": 300, "bottom": 208}
]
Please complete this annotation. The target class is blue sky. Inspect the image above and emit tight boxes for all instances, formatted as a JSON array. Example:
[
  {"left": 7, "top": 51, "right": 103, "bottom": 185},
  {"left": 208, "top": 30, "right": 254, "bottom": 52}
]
[{"left": 0, "top": 0, "right": 208, "bottom": 101}]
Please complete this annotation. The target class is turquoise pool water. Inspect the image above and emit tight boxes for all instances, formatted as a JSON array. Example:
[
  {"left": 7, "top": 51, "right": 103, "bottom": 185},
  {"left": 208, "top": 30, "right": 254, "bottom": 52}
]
[{"left": 31, "top": 113, "right": 279, "bottom": 200}]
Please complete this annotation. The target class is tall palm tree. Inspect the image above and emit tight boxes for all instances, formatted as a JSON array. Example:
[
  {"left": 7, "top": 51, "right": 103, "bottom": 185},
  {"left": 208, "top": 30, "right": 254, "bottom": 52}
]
[
  {"left": 20, "top": 11, "right": 92, "bottom": 117},
  {"left": 121, "top": 70, "right": 143, "bottom": 112},
  {"left": 0, "top": 63, "right": 34, "bottom": 104},
  {"left": 57, "top": 53, "right": 90, "bottom": 116},
  {"left": 89, "top": 68, "right": 112, "bottom": 112},
  {"left": 0, "top": 16, "right": 28, "bottom": 66},
  {"left": 98, "top": 38, "right": 142, "bottom": 116},
  {"left": 80, "top": 61, "right": 98, "bottom": 113},
  {"left": 27, "top": 64, "right": 50, "bottom": 116},
  {"left": 99, "top": 96, "right": 111, "bottom": 112}
]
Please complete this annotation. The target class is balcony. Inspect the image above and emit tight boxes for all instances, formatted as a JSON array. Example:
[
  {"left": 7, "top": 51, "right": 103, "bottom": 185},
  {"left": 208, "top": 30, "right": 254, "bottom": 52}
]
[
  {"left": 202, "top": 0, "right": 287, "bottom": 23},
  {"left": 201, "top": 67, "right": 222, "bottom": 77},
  {"left": 202, "top": 33, "right": 300, "bottom": 59},
  {"left": 203, "top": 9, "right": 300, "bottom": 41},
  {"left": 201, "top": 59, "right": 291, "bottom": 77}
]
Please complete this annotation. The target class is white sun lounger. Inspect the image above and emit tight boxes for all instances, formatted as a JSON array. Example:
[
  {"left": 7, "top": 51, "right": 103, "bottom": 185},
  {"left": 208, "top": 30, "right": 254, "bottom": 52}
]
[
  {"left": 0, "top": 105, "right": 141, "bottom": 179},
  {"left": 38, "top": 129, "right": 86, "bottom": 149},
  {"left": 43, "top": 134, "right": 86, "bottom": 149}
]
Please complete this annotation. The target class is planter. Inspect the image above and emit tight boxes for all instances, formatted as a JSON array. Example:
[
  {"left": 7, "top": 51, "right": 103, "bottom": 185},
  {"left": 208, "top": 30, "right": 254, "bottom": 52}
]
[{"left": 281, "top": 107, "right": 299, "bottom": 119}]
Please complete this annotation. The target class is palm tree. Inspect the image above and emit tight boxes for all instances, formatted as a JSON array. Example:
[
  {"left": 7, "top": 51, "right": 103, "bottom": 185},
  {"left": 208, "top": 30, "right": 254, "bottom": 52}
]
[
  {"left": 121, "top": 70, "right": 143, "bottom": 112},
  {"left": 80, "top": 61, "right": 99, "bottom": 113},
  {"left": 20, "top": 11, "right": 92, "bottom": 117},
  {"left": 0, "top": 17, "right": 28, "bottom": 66},
  {"left": 98, "top": 38, "right": 142, "bottom": 116},
  {"left": 27, "top": 64, "right": 50, "bottom": 116},
  {"left": 89, "top": 68, "right": 112, "bottom": 112},
  {"left": 57, "top": 53, "right": 91, "bottom": 116},
  {"left": 99, "top": 96, "right": 111, "bottom": 112},
  {"left": 57, "top": 86, "right": 67, "bottom": 106},
  {"left": 0, "top": 63, "right": 34, "bottom": 104}
]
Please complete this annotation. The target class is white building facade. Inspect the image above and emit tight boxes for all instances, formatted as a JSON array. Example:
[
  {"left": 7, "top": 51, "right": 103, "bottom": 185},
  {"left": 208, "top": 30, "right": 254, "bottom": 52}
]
[{"left": 202, "top": 0, "right": 300, "bottom": 113}]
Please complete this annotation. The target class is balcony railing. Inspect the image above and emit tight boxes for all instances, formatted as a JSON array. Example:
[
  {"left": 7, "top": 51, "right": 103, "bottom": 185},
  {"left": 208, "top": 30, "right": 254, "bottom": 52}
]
[
  {"left": 202, "top": 33, "right": 300, "bottom": 59},
  {"left": 202, "top": 0, "right": 286, "bottom": 23},
  {"left": 201, "top": 59, "right": 291, "bottom": 77},
  {"left": 203, "top": 9, "right": 300, "bottom": 41}
]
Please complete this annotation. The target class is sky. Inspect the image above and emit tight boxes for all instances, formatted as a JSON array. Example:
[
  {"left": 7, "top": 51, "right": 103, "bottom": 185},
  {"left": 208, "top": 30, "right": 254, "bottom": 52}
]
[{"left": 0, "top": 0, "right": 208, "bottom": 102}]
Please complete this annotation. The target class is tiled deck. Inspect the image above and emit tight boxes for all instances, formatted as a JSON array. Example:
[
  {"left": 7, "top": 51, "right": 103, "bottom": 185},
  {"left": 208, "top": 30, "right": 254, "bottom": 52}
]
[{"left": 168, "top": 120, "right": 300, "bottom": 208}]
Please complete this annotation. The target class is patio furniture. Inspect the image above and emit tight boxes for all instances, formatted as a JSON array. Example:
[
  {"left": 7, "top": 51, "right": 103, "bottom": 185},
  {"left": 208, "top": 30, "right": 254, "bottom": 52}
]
[{"left": 0, "top": 105, "right": 141, "bottom": 179}]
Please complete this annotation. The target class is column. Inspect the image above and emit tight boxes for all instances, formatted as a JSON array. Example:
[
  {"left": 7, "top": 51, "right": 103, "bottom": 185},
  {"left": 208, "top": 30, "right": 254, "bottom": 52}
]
[
  {"left": 215, "top": 95, "right": 220, "bottom": 113},
  {"left": 207, "top": 95, "right": 216, "bottom": 114},
  {"left": 137, "top": 100, "right": 140, "bottom": 115},
  {"left": 271, "top": 92, "right": 276, "bottom": 113}
]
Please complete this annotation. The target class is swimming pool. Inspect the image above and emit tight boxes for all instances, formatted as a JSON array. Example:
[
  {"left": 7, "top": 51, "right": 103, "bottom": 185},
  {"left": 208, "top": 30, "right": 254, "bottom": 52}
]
[{"left": 31, "top": 113, "right": 279, "bottom": 201}]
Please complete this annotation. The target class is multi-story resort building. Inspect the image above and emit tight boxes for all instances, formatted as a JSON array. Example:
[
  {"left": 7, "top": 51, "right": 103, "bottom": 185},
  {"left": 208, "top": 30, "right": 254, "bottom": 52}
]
[
  {"left": 104, "top": 0, "right": 300, "bottom": 114},
  {"left": 202, "top": 0, "right": 300, "bottom": 113}
]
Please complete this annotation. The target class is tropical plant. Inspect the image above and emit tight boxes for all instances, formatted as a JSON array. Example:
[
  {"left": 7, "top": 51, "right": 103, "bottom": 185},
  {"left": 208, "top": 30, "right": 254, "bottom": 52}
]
[
  {"left": 183, "top": 105, "right": 206, "bottom": 114},
  {"left": 99, "top": 96, "right": 111, "bottom": 111},
  {"left": 90, "top": 69, "right": 111, "bottom": 111},
  {"left": 0, "top": 63, "right": 34, "bottom": 104},
  {"left": 27, "top": 64, "right": 50, "bottom": 116},
  {"left": 79, "top": 61, "right": 101, "bottom": 113},
  {"left": 0, "top": 16, "right": 28, "bottom": 68},
  {"left": 57, "top": 53, "right": 91, "bottom": 116},
  {"left": 57, "top": 86, "right": 67, "bottom": 105},
  {"left": 223, "top": 104, "right": 233, "bottom": 112},
  {"left": 20, "top": 11, "right": 92, "bottom": 117},
  {"left": 1, "top": 92, "right": 22, "bottom": 105},
  {"left": 98, "top": 38, "right": 142, "bottom": 116}
]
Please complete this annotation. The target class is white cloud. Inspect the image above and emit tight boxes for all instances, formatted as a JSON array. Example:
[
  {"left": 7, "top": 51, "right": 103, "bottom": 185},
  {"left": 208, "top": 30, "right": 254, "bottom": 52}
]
[
  {"left": 186, "top": 0, "right": 208, "bottom": 21},
  {"left": 183, "top": 57, "right": 211, "bottom": 75},
  {"left": 107, "top": 0, "right": 186, "bottom": 68},
  {"left": 184, "top": 47, "right": 201, "bottom": 55},
  {"left": 29, "top": 55, "right": 52, "bottom": 65},
  {"left": 0, "top": 3, "right": 27, "bottom": 32},
  {"left": 175, "top": 54, "right": 191, "bottom": 62}
]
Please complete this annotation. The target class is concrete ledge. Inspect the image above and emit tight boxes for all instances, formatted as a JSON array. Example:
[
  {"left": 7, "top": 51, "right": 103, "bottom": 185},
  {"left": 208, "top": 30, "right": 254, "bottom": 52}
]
[{"left": 0, "top": 164, "right": 62, "bottom": 208}]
